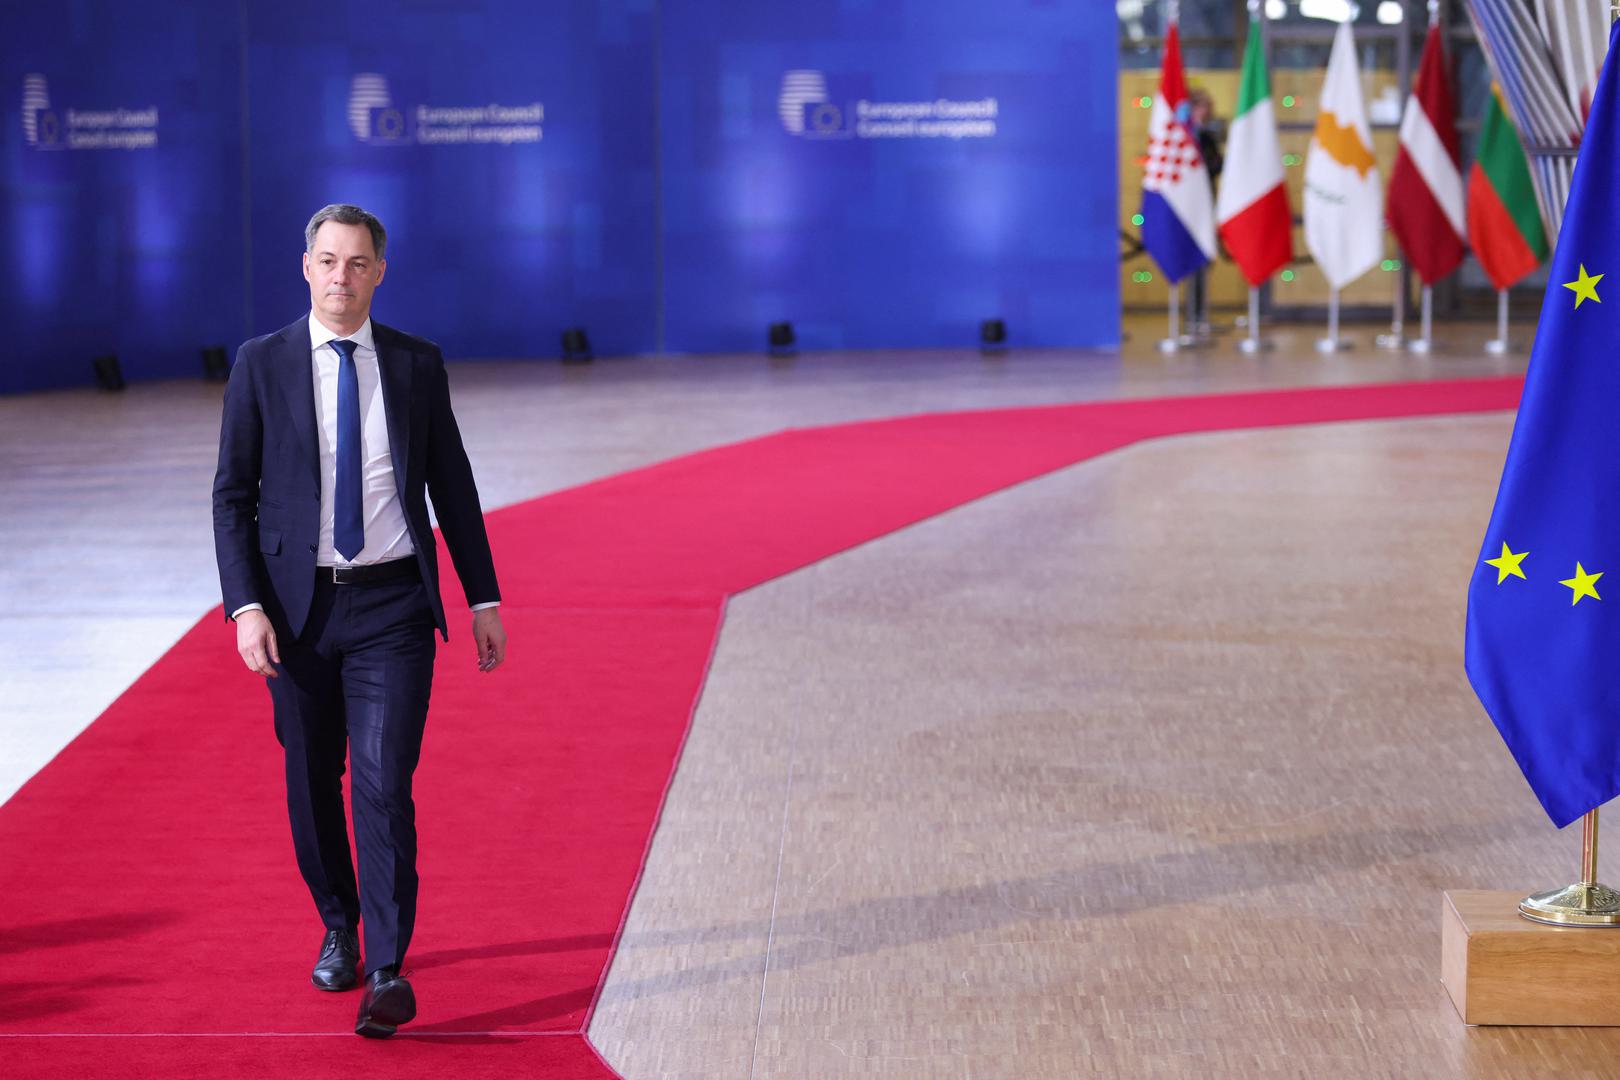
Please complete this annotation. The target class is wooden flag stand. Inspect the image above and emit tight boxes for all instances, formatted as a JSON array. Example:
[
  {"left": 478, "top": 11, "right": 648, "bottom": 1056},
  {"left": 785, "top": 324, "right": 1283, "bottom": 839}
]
[
  {"left": 1443, "top": 808, "right": 1620, "bottom": 1025},
  {"left": 1484, "top": 288, "right": 1512, "bottom": 355}
]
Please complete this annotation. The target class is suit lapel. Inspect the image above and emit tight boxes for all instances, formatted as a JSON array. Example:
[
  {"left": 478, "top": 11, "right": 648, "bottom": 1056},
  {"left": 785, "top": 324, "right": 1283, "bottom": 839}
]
[
  {"left": 274, "top": 317, "right": 320, "bottom": 486},
  {"left": 373, "top": 324, "right": 414, "bottom": 500}
]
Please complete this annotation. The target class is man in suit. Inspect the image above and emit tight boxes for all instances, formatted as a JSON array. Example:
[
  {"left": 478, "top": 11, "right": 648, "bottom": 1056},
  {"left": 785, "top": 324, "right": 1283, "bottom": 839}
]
[{"left": 212, "top": 203, "right": 506, "bottom": 1038}]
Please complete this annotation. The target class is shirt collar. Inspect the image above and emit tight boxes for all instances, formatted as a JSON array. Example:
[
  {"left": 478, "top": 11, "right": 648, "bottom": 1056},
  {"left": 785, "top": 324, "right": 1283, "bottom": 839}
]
[{"left": 308, "top": 313, "right": 375, "bottom": 354}]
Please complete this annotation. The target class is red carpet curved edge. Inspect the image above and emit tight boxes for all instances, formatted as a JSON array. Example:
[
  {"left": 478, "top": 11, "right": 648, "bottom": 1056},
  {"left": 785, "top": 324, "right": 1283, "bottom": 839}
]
[{"left": 0, "top": 377, "right": 1522, "bottom": 1078}]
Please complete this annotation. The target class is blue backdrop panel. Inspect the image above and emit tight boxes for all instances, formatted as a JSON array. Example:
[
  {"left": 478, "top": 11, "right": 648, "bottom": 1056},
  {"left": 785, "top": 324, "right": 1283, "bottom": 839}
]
[
  {"left": 0, "top": 1, "right": 245, "bottom": 393},
  {"left": 245, "top": 0, "right": 657, "bottom": 359},
  {"left": 658, "top": 0, "right": 1118, "bottom": 352}
]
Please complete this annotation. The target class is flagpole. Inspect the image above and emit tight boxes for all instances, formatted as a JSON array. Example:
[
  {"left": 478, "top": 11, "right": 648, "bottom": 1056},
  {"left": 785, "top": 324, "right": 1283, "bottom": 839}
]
[
  {"left": 1233, "top": 0, "right": 1275, "bottom": 357},
  {"left": 1316, "top": 287, "right": 1347, "bottom": 353},
  {"left": 1238, "top": 286, "right": 1268, "bottom": 354},
  {"left": 1376, "top": 269, "right": 1407, "bottom": 349},
  {"left": 1184, "top": 275, "right": 1200, "bottom": 345},
  {"left": 1192, "top": 275, "right": 1211, "bottom": 344},
  {"left": 1410, "top": 284, "right": 1433, "bottom": 353},
  {"left": 1485, "top": 288, "right": 1510, "bottom": 355},
  {"left": 1160, "top": 280, "right": 1181, "bottom": 353},
  {"left": 1378, "top": 1, "right": 1434, "bottom": 353},
  {"left": 1521, "top": 808, "right": 1620, "bottom": 926}
]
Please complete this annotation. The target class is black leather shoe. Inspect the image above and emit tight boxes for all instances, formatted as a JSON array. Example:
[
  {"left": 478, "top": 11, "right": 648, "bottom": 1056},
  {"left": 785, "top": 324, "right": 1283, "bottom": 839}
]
[
  {"left": 354, "top": 966, "right": 416, "bottom": 1038},
  {"left": 311, "top": 929, "right": 360, "bottom": 992}
]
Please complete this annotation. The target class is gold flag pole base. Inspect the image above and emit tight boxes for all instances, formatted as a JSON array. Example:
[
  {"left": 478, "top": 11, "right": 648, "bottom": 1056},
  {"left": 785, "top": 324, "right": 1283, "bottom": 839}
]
[
  {"left": 1519, "top": 809, "right": 1620, "bottom": 926},
  {"left": 1518, "top": 883, "right": 1620, "bottom": 927}
]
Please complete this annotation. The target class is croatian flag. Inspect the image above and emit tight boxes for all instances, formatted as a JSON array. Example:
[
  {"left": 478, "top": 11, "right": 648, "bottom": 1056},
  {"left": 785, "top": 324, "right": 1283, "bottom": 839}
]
[{"left": 1140, "top": 22, "right": 1216, "bottom": 284}]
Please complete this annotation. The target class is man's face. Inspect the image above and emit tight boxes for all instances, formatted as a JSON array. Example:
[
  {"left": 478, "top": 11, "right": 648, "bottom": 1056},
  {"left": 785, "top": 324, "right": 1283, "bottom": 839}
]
[{"left": 302, "top": 220, "right": 385, "bottom": 327}]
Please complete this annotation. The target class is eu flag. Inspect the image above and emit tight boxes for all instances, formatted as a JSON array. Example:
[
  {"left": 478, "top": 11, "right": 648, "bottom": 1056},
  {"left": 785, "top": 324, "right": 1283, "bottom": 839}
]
[{"left": 1466, "top": 21, "right": 1620, "bottom": 828}]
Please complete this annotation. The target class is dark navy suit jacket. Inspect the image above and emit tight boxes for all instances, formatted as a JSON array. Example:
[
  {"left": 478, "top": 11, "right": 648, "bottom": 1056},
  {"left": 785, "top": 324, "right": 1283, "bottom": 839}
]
[{"left": 212, "top": 315, "right": 500, "bottom": 641}]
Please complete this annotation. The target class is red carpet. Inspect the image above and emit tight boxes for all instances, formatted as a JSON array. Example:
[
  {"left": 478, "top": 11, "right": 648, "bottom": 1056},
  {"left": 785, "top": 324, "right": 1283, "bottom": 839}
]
[{"left": 0, "top": 378, "right": 1520, "bottom": 1076}]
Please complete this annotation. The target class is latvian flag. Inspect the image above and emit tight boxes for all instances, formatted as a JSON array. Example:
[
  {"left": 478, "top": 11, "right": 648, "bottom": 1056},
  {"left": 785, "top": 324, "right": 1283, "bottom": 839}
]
[
  {"left": 1139, "top": 22, "right": 1216, "bottom": 284},
  {"left": 1216, "top": 19, "right": 1293, "bottom": 286},
  {"left": 1387, "top": 26, "right": 1466, "bottom": 286}
]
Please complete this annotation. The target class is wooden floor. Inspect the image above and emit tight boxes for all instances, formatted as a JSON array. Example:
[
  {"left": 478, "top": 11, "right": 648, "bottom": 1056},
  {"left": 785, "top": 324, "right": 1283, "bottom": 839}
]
[
  {"left": 11, "top": 317, "right": 1614, "bottom": 1076},
  {"left": 589, "top": 412, "right": 1620, "bottom": 1077}
]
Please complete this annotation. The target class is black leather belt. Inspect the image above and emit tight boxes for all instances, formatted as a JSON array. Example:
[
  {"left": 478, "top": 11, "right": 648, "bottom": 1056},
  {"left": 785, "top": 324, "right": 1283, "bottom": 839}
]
[{"left": 321, "top": 557, "right": 419, "bottom": 585}]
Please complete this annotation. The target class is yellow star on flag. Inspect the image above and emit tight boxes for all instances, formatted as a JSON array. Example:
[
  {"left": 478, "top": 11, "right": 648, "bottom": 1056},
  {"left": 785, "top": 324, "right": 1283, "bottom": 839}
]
[
  {"left": 1560, "top": 562, "right": 1603, "bottom": 605},
  {"left": 1484, "top": 542, "right": 1529, "bottom": 584},
  {"left": 1564, "top": 264, "right": 1604, "bottom": 308}
]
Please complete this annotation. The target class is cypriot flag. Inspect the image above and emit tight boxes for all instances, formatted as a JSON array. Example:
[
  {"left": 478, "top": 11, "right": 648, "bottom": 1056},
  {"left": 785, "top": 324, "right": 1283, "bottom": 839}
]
[{"left": 1304, "top": 21, "right": 1383, "bottom": 290}]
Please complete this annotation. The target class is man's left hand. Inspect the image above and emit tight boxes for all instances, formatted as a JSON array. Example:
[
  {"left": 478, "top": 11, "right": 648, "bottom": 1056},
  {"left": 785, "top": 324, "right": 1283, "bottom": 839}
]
[{"left": 472, "top": 607, "right": 507, "bottom": 672}]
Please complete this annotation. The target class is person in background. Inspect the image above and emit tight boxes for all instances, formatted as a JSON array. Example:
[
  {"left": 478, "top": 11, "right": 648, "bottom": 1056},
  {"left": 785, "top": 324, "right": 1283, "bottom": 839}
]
[{"left": 1186, "top": 87, "right": 1225, "bottom": 338}]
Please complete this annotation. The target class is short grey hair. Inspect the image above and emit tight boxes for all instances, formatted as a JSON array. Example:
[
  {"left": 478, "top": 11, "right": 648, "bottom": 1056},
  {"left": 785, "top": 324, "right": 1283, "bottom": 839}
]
[{"left": 304, "top": 204, "right": 387, "bottom": 260}]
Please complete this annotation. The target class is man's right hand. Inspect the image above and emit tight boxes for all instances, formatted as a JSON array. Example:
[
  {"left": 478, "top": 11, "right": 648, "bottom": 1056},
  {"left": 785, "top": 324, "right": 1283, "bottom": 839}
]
[{"left": 236, "top": 609, "right": 281, "bottom": 678}]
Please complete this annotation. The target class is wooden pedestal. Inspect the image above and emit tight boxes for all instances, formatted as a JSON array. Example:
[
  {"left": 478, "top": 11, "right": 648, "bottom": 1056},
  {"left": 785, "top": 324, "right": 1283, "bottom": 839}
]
[{"left": 1442, "top": 889, "right": 1620, "bottom": 1026}]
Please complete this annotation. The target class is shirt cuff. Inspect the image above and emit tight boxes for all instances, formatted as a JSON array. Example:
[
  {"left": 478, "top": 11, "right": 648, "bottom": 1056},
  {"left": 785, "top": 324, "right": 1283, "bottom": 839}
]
[
  {"left": 470, "top": 602, "right": 500, "bottom": 612},
  {"left": 231, "top": 603, "right": 264, "bottom": 620}
]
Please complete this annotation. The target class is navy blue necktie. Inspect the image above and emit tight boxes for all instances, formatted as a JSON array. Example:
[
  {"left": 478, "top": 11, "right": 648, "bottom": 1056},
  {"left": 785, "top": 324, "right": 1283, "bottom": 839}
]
[{"left": 330, "top": 338, "right": 365, "bottom": 561}]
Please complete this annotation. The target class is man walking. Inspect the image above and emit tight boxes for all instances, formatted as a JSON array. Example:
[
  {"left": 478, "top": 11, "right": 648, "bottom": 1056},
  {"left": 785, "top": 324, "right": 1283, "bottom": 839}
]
[{"left": 212, "top": 204, "right": 506, "bottom": 1038}]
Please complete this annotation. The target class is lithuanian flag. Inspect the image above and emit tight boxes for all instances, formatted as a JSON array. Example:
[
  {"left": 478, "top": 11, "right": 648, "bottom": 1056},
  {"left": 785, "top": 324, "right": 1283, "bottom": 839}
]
[{"left": 1467, "top": 86, "right": 1549, "bottom": 291}]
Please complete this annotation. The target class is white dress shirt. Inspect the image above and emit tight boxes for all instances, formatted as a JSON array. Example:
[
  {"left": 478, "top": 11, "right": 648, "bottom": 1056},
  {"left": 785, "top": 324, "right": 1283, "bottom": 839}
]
[
  {"left": 308, "top": 315, "right": 413, "bottom": 567},
  {"left": 231, "top": 313, "right": 495, "bottom": 619}
]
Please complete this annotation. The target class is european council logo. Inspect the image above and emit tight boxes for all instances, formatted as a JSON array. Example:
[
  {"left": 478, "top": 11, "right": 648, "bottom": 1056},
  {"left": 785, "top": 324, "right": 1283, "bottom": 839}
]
[
  {"left": 348, "top": 73, "right": 405, "bottom": 143},
  {"left": 22, "top": 74, "right": 57, "bottom": 148},
  {"left": 777, "top": 70, "right": 848, "bottom": 137}
]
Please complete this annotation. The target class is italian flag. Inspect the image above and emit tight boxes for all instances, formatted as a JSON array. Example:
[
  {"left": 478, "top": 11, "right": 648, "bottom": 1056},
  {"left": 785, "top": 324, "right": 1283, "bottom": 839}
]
[
  {"left": 1216, "top": 20, "right": 1292, "bottom": 286},
  {"left": 1467, "top": 86, "right": 1549, "bottom": 291}
]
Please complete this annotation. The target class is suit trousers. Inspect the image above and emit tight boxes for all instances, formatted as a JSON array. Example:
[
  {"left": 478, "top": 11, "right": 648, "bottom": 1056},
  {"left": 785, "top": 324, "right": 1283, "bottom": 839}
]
[{"left": 266, "top": 571, "right": 436, "bottom": 975}]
